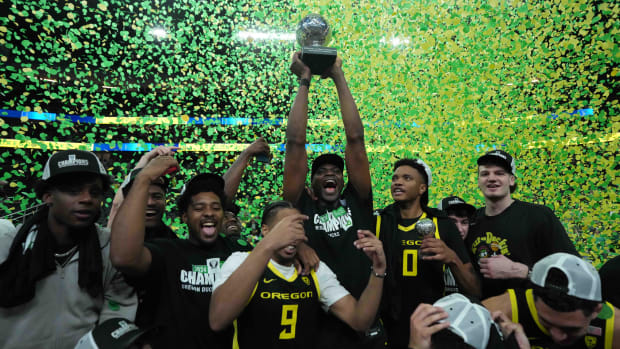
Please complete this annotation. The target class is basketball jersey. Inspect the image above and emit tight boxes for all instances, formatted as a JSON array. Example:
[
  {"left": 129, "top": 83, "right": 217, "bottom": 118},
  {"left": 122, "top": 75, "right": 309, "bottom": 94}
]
[
  {"left": 234, "top": 262, "right": 322, "bottom": 349},
  {"left": 507, "top": 289, "right": 615, "bottom": 349}
]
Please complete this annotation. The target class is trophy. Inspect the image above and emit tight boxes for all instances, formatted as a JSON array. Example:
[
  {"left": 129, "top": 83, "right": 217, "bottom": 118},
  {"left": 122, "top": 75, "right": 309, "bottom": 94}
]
[
  {"left": 296, "top": 14, "right": 337, "bottom": 75},
  {"left": 416, "top": 218, "right": 436, "bottom": 258},
  {"left": 416, "top": 218, "right": 436, "bottom": 237}
]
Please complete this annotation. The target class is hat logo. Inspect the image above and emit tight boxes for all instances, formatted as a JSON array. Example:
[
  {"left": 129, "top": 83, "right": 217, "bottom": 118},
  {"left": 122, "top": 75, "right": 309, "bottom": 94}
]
[
  {"left": 111, "top": 320, "right": 138, "bottom": 339},
  {"left": 57, "top": 154, "right": 89, "bottom": 168},
  {"left": 489, "top": 151, "right": 507, "bottom": 160},
  {"left": 448, "top": 199, "right": 464, "bottom": 205}
]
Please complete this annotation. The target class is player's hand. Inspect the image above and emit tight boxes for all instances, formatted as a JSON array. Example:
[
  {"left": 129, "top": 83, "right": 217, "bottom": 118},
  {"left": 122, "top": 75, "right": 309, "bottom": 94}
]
[
  {"left": 136, "top": 145, "right": 179, "bottom": 168},
  {"left": 260, "top": 213, "right": 308, "bottom": 252},
  {"left": 321, "top": 56, "right": 343, "bottom": 80},
  {"left": 138, "top": 155, "right": 179, "bottom": 183},
  {"left": 245, "top": 137, "right": 271, "bottom": 161},
  {"left": 408, "top": 304, "right": 450, "bottom": 349},
  {"left": 479, "top": 255, "right": 528, "bottom": 279},
  {"left": 492, "top": 311, "right": 531, "bottom": 349},
  {"left": 354, "top": 230, "right": 386, "bottom": 275},
  {"left": 420, "top": 237, "right": 457, "bottom": 264},
  {"left": 295, "top": 242, "right": 320, "bottom": 275},
  {"left": 290, "top": 52, "right": 311, "bottom": 80}
]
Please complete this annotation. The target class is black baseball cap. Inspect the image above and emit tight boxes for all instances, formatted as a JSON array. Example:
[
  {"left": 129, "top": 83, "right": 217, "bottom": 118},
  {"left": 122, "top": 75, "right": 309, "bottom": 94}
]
[
  {"left": 311, "top": 154, "right": 344, "bottom": 177},
  {"left": 42, "top": 150, "right": 108, "bottom": 181},
  {"left": 477, "top": 150, "right": 516, "bottom": 176},
  {"left": 438, "top": 196, "right": 476, "bottom": 216},
  {"left": 36, "top": 150, "right": 111, "bottom": 198}
]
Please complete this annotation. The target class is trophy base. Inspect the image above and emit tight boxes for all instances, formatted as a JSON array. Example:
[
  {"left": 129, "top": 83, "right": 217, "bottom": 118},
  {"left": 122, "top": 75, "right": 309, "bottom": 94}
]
[{"left": 301, "top": 46, "right": 337, "bottom": 75}]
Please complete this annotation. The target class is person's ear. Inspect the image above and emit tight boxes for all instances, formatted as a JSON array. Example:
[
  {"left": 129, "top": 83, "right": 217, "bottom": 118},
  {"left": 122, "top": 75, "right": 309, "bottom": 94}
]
[
  {"left": 419, "top": 183, "right": 428, "bottom": 195},
  {"left": 261, "top": 224, "right": 269, "bottom": 237}
]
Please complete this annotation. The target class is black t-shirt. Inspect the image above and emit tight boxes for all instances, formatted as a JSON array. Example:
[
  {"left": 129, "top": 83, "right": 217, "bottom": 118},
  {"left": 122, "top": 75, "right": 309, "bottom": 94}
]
[
  {"left": 296, "top": 184, "right": 373, "bottom": 299},
  {"left": 466, "top": 200, "right": 578, "bottom": 299},
  {"left": 380, "top": 212, "right": 470, "bottom": 349},
  {"left": 236, "top": 263, "right": 321, "bottom": 349},
  {"left": 136, "top": 236, "right": 249, "bottom": 349},
  {"left": 599, "top": 255, "right": 620, "bottom": 308},
  {"left": 509, "top": 288, "right": 615, "bottom": 349},
  {"left": 296, "top": 184, "right": 374, "bottom": 349}
]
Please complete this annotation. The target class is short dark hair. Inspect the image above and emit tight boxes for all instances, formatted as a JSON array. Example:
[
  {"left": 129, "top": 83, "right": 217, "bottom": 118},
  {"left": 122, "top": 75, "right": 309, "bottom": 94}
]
[
  {"left": 393, "top": 159, "right": 429, "bottom": 208},
  {"left": 533, "top": 267, "right": 600, "bottom": 316},
  {"left": 261, "top": 200, "right": 295, "bottom": 228},
  {"left": 35, "top": 172, "right": 111, "bottom": 199},
  {"left": 176, "top": 174, "right": 226, "bottom": 214}
]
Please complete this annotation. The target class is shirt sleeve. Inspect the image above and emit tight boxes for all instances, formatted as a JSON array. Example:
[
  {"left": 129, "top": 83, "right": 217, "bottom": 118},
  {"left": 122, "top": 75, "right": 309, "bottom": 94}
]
[
  {"left": 316, "top": 261, "right": 350, "bottom": 312},
  {"left": 100, "top": 240, "right": 138, "bottom": 322},
  {"left": 0, "top": 220, "right": 17, "bottom": 264},
  {"left": 212, "top": 252, "right": 249, "bottom": 291},
  {"left": 538, "top": 205, "right": 578, "bottom": 256}
]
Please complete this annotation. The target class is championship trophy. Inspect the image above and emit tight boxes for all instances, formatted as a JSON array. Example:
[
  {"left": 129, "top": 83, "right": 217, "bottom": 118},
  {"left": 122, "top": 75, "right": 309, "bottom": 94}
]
[
  {"left": 416, "top": 218, "right": 436, "bottom": 258},
  {"left": 296, "top": 14, "right": 337, "bottom": 75}
]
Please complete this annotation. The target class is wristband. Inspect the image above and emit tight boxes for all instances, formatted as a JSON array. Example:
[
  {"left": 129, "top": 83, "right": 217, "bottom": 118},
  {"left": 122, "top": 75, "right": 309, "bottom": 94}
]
[
  {"left": 371, "top": 267, "right": 386, "bottom": 279},
  {"left": 299, "top": 78, "right": 310, "bottom": 88}
]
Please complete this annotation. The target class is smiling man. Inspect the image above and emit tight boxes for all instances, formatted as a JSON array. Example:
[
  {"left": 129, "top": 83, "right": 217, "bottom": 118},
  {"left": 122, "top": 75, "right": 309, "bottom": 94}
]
[
  {"left": 110, "top": 155, "right": 250, "bottom": 349},
  {"left": 283, "top": 53, "right": 379, "bottom": 348},
  {"left": 465, "top": 150, "right": 578, "bottom": 299},
  {"left": 482, "top": 253, "right": 619, "bottom": 348},
  {"left": 209, "top": 201, "right": 386, "bottom": 349}
]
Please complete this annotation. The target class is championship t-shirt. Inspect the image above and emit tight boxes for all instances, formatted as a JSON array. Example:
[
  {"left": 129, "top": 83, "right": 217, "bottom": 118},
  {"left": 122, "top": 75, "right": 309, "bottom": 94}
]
[
  {"left": 136, "top": 236, "right": 249, "bottom": 349},
  {"left": 466, "top": 200, "right": 578, "bottom": 298}
]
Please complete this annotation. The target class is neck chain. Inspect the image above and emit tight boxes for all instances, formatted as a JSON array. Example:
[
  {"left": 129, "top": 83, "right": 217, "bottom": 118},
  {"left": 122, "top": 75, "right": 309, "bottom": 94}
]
[{"left": 54, "top": 245, "right": 78, "bottom": 258}]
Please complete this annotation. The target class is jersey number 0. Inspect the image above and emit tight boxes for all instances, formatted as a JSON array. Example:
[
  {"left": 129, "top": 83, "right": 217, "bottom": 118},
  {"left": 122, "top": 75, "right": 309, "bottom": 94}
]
[{"left": 403, "top": 250, "right": 418, "bottom": 276}]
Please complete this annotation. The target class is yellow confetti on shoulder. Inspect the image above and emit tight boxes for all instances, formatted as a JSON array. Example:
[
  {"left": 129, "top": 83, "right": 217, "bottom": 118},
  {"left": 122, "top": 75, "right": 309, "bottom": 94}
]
[
  {"left": 181, "top": 114, "right": 190, "bottom": 122},
  {"left": 98, "top": 2, "right": 108, "bottom": 11},
  {"left": 20, "top": 116, "right": 28, "bottom": 122}
]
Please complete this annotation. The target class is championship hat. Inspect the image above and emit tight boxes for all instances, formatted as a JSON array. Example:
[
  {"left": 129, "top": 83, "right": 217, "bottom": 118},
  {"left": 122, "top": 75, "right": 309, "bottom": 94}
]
[
  {"left": 74, "top": 318, "right": 153, "bottom": 349},
  {"left": 477, "top": 150, "right": 516, "bottom": 176},
  {"left": 437, "top": 196, "right": 476, "bottom": 216},
  {"left": 36, "top": 150, "right": 110, "bottom": 198},
  {"left": 529, "top": 252, "right": 602, "bottom": 302},
  {"left": 433, "top": 293, "right": 503, "bottom": 349},
  {"left": 42, "top": 150, "right": 108, "bottom": 181}
]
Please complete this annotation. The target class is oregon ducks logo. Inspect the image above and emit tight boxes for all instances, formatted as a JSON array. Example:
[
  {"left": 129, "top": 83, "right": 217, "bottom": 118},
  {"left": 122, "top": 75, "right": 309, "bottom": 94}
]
[
  {"left": 585, "top": 335, "right": 597, "bottom": 349},
  {"left": 302, "top": 276, "right": 310, "bottom": 286}
]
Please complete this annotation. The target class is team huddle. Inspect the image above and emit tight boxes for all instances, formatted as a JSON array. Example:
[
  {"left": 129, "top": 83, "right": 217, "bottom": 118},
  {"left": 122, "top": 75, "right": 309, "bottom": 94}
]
[{"left": 0, "top": 54, "right": 618, "bottom": 349}]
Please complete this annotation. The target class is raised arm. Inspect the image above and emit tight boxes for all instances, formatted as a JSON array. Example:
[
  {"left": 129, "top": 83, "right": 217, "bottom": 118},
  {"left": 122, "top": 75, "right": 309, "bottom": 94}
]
[
  {"left": 209, "top": 213, "right": 308, "bottom": 331},
  {"left": 283, "top": 52, "right": 311, "bottom": 204},
  {"left": 110, "top": 155, "right": 178, "bottom": 276},
  {"left": 223, "top": 137, "right": 271, "bottom": 208},
  {"left": 324, "top": 58, "right": 371, "bottom": 200},
  {"left": 107, "top": 145, "right": 178, "bottom": 229},
  {"left": 329, "top": 230, "right": 385, "bottom": 331}
]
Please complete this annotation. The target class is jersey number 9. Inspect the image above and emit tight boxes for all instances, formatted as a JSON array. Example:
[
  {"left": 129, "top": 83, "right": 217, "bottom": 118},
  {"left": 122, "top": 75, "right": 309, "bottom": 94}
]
[{"left": 279, "top": 304, "right": 298, "bottom": 339}]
